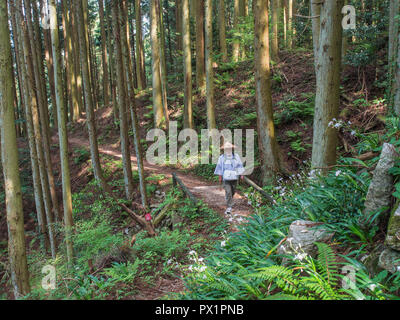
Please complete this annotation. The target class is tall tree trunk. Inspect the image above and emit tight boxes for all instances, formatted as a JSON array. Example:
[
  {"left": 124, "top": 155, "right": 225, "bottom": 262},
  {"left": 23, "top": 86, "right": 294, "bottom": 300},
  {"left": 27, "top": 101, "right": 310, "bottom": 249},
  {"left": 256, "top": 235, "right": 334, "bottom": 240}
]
[
  {"left": 135, "top": 0, "right": 147, "bottom": 90},
  {"left": 22, "top": 0, "right": 57, "bottom": 258},
  {"left": 151, "top": 0, "right": 166, "bottom": 128},
  {"left": 175, "top": 0, "right": 182, "bottom": 51},
  {"left": 233, "top": 0, "right": 240, "bottom": 62},
  {"left": 271, "top": 0, "right": 279, "bottom": 61},
  {"left": 75, "top": 0, "right": 103, "bottom": 180},
  {"left": 219, "top": 0, "right": 228, "bottom": 63},
  {"left": 49, "top": 0, "right": 74, "bottom": 266},
  {"left": 156, "top": 0, "right": 169, "bottom": 125},
  {"left": 99, "top": 0, "right": 111, "bottom": 106},
  {"left": 205, "top": 0, "right": 216, "bottom": 129},
  {"left": 311, "top": 0, "right": 344, "bottom": 171},
  {"left": 12, "top": 0, "right": 49, "bottom": 252},
  {"left": 311, "top": 0, "right": 321, "bottom": 69},
  {"left": 254, "top": 0, "right": 281, "bottom": 183},
  {"left": 287, "top": 0, "right": 293, "bottom": 48},
  {"left": 182, "top": 0, "right": 193, "bottom": 129},
  {"left": 195, "top": 0, "right": 206, "bottom": 93},
  {"left": 389, "top": 0, "right": 400, "bottom": 105},
  {"left": 112, "top": 0, "right": 135, "bottom": 200},
  {"left": 0, "top": 0, "right": 30, "bottom": 298}
]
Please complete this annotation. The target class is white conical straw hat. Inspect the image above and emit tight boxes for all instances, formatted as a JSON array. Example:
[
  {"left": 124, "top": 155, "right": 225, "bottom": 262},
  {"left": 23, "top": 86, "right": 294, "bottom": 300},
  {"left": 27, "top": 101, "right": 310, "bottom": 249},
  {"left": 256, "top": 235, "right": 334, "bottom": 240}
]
[{"left": 220, "top": 141, "right": 237, "bottom": 149}]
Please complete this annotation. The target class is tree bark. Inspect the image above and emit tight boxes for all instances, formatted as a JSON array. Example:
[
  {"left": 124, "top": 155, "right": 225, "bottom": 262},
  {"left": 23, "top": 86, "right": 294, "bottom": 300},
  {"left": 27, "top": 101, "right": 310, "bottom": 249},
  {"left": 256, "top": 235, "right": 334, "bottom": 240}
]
[
  {"left": 49, "top": 0, "right": 74, "bottom": 266},
  {"left": 311, "top": 0, "right": 321, "bottom": 69},
  {"left": 135, "top": 0, "right": 147, "bottom": 90},
  {"left": 311, "top": 0, "right": 344, "bottom": 171},
  {"left": 0, "top": 0, "right": 30, "bottom": 298},
  {"left": 183, "top": 0, "right": 193, "bottom": 129},
  {"left": 254, "top": 0, "right": 281, "bottom": 183},
  {"left": 151, "top": 0, "right": 166, "bottom": 128},
  {"left": 195, "top": 0, "right": 206, "bottom": 93},
  {"left": 112, "top": 1, "right": 135, "bottom": 200},
  {"left": 219, "top": 0, "right": 228, "bottom": 63},
  {"left": 233, "top": 0, "right": 240, "bottom": 62},
  {"left": 205, "top": 0, "right": 216, "bottom": 129},
  {"left": 99, "top": 0, "right": 111, "bottom": 106},
  {"left": 271, "top": 0, "right": 279, "bottom": 61}
]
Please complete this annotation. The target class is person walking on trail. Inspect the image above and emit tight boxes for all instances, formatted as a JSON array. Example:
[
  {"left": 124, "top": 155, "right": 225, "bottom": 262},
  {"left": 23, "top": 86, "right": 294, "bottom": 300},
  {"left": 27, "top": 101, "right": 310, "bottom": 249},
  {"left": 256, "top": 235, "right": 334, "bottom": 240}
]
[{"left": 214, "top": 142, "right": 245, "bottom": 215}]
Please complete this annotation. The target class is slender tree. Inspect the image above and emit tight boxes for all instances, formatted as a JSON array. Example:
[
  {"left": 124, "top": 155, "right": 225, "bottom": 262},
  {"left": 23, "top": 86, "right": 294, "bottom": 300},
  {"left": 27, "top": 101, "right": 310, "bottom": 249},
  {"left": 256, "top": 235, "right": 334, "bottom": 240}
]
[
  {"left": 254, "top": 0, "right": 281, "bottom": 183},
  {"left": 271, "top": 0, "right": 279, "bottom": 61},
  {"left": 135, "top": 0, "right": 147, "bottom": 89},
  {"left": 99, "top": 0, "right": 111, "bottom": 106},
  {"left": 0, "top": 0, "right": 30, "bottom": 298},
  {"left": 75, "top": 0, "right": 103, "bottom": 180},
  {"left": 182, "top": 0, "right": 193, "bottom": 129},
  {"left": 232, "top": 0, "right": 240, "bottom": 62},
  {"left": 311, "top": 0, "right": 321, "bottom": 69},
  {"left": 195, "top": 0, "right": 206, "bottom": 93},
  {"left": 151, "top": 0, "right": 166, "bottom": 128},
  {"left": 389, "top": 0, "right": 400, "bottom": 104},
  {"left": 311, "top": 0, "right": 344, "bottom": 171},
  {"left": 112, "top": 0, "right": 135, "bottom": 200},
  {"left": 219, "top": 0, "right": 228, "bottom": 63},
  {"left": 49, "top": 0, "right": 74, "bottom": 266},
  {"left": 205, "top": 0, "right": 216, "bottom": 129}
]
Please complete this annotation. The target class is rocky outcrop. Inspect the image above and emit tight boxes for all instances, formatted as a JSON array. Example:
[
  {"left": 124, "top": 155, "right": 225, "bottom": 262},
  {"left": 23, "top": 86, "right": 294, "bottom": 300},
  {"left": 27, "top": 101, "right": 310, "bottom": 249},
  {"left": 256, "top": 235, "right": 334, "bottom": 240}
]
[
  {"left": 361, "top": 143, "right": 398, "bottom": 227},
  {"left": 278, "top": 220, "right": 334, "bottom": 262}
]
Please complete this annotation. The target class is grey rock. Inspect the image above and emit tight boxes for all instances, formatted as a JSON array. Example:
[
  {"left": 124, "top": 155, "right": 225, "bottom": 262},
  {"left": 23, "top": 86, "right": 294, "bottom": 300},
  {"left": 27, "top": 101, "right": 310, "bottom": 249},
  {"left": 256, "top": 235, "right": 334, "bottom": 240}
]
[
  {"left": 362, "top": 143, "right": 398, "bottom": 227},
  {"left": 385, "top": 204, "right": 400, "bottom": 251},
  {"left": 278, "top": 220, "right": 334, "bottom": 260},
  {"left": 363, "top": 244, "right": 385, "bottom": 277},
  {"left": 378, "top": 248, "right": 400, "bottom": 274}
]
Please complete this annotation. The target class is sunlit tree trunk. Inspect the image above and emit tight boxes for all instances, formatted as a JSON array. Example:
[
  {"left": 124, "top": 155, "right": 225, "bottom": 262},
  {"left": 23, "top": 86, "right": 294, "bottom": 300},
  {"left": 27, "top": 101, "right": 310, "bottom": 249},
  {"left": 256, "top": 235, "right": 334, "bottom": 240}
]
[
  {"left": 311, "top": 0, "right": 344, "bottom": 171},
  {"left": 75, "top": 0, "right": 103, "bottom": 180},
  {"left": 287, "top": 0, "right": 293, "bottom": 48},
  {"left": 254, "top": 0, "right": 281, "bottom": 183},
  {"left": 0, "top": 0, "right": 30, "bottom": 298},
  {"left": 49, "top": 0, "right": 74, "bottom": 266},
  {"left": 219, "top": 0, "right": 228, "bottom": 63},
  {"left": 99, "top": 0, "right": 110, "bottom": 106},
  {"left": 135, "top": 0, "right": 147, "bottom": 90},
  {"left": 175, "top": 0, "right": 182, "bottom": 51},
  {"left": 112, "top": 0, "right": 135, "bottom": 200},
  {"left": 205, "top": 0, "right": 216, "bottom": 129},
  {"left": 151, "top": 0, "right": 166, "bottom": 128},
  {"left": 182, "top": 0, "right": 193, "bottom": 129},
  {"left": 233, "top": 0, "right": 240, "bottom": 62},
  {"left": 195, "top": 0, "right": 206, "bottom": 93}
]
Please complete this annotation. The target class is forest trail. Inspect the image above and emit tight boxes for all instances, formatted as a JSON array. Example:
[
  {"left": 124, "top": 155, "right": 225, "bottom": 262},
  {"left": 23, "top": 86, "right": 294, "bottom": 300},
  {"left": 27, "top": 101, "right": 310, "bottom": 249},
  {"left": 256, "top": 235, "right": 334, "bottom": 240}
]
[{"left": 57, "top": 133, "right": 254, "bottom": 227}]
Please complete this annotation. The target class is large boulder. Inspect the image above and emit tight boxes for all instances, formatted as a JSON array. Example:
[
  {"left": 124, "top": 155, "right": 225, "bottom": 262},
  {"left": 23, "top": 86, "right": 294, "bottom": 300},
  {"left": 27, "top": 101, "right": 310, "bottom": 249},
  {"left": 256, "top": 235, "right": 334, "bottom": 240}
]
[
  {"left": 278, "top": 220, "right": 334, "bottom": 261},
  {"left": 361, "top": 143, "right": 398, "bottom": 227},
  {"left": 378, "top": 248, "right": 400, "bottom": 274},
  {"left": 385, "top": 204, "right": 400, "bottom": 251}
]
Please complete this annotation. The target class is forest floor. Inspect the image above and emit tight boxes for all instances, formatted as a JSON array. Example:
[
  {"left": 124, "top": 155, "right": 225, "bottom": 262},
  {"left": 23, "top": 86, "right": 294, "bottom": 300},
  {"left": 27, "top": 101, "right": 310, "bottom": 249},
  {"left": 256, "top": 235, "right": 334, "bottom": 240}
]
[{"left": 0, "top": 48, "right": 389, "bottom": 299}]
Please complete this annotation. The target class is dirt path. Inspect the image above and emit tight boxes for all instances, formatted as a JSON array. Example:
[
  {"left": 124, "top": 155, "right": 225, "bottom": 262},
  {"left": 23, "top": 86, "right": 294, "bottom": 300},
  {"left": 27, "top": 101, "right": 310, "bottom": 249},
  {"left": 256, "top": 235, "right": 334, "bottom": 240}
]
[{"left": 62, "top": 134, "right": 254, "bottom": 226}]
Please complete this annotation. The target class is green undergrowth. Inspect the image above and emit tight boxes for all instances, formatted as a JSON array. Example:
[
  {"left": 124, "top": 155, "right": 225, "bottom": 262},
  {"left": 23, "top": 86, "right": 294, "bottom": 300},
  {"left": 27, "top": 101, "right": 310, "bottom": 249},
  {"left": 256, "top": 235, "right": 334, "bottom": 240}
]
[
  {"left": 20, "top": 177, "right": 227, "bottom": 300},
  {"left": 177, "top": 151, "right": 400, "bottom": 299}
]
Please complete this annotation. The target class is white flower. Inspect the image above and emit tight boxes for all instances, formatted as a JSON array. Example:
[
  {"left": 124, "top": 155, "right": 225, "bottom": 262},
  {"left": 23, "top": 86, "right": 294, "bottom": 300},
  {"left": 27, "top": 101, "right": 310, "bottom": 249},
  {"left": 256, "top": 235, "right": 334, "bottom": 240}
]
[
  {"left": 351, "top": 130, "right": 356, "bottom": 136},
  {"left": 188, "top": 265, "right": 193, "bottom": 271},
  {"left": 335, "top": 170, "right": 341, "bottom": 177},
  {"left": 167, "top": 259, "right": 173, "bottom": 265},
  {"left": 189, "top": 250, "right": 196, "bottom": 256},
  {"left": 221, "top": 241, "right": 226, "bottom": 247},
  {"left": 198, "top": 257, "right": 204, "bottom": 263}
]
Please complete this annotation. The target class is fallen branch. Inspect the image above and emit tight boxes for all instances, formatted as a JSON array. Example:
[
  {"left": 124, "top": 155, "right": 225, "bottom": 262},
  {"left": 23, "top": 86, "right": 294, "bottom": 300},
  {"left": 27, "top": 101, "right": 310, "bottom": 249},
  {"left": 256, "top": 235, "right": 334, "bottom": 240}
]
[
  {"left": 153, "top": 201, "right": 176, "bottom": 227},
  {"left": 172, "top": 173, "right": 199, "bottom": 205},
  {"left": 243, "top": 176, "right": 274, "bottom": 204}
]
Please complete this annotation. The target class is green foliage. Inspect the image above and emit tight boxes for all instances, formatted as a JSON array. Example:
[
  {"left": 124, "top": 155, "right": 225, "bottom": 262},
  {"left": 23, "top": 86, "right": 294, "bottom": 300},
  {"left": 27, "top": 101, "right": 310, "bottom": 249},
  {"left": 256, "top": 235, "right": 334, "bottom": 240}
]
[
  {"left": 274, "top": 93, "right": 315, "bottom": 125},
  {"left": 73, "top": 147, "right": 90, "bottom": 165}
]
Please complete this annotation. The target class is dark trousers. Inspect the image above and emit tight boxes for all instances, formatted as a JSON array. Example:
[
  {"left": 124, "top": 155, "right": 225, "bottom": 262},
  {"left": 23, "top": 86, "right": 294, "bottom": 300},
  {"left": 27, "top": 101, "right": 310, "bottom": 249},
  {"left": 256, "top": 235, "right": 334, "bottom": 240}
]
[{"left": 223, "top": 180, "right": 238, "bottom": 208}]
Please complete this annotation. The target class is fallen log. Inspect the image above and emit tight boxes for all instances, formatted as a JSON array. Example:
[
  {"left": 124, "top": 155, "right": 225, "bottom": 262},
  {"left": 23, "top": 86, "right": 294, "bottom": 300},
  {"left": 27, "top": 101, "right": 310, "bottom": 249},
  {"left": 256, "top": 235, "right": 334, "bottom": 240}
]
[
  {"left": 172, "top": 173, "right": 199, "bottom": 205},
  {"left": 243, "top": 176, "right": 274, "bottom": 204},
  {"left": 153, "top": 201, "right": 176, "bottom": 227}
]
